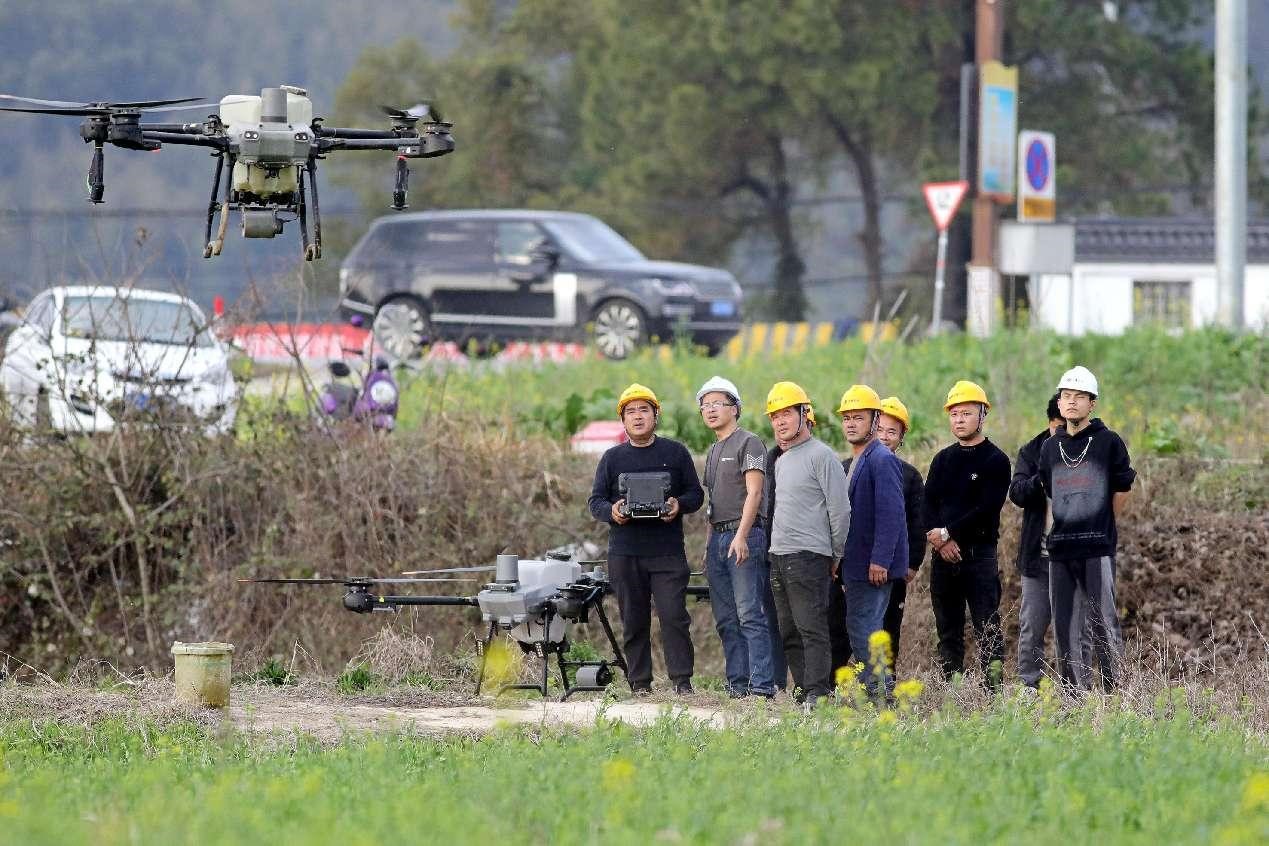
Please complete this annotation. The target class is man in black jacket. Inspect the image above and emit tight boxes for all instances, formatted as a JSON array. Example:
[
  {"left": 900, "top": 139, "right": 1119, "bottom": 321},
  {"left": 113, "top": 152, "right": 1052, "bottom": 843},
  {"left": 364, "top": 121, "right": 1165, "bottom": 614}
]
[
  {"left": 1039, "top": 366, "right": 1135, "bottom": 692},
  {"left": 589, "top": 383, "right": 704, "bottom": 695},
  {"left": 924, "top": 380, "right": 1011, "bottom": 686},
  {"left": 1010, "top": 393, "right": 1093, "bottom": 688}
]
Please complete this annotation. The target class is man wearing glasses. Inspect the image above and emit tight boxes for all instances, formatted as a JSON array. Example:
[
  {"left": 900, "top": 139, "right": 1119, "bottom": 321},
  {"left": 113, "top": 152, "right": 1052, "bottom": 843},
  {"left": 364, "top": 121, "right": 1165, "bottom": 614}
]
[{"left": 697, "top": 376, "right": 776, "bottom": 698}]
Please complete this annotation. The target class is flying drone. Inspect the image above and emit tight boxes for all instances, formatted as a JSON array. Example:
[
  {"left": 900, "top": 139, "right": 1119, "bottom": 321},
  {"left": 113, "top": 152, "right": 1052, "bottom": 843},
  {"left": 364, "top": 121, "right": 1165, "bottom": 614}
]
[
  {"left": 243, "top": 549, "right": 712, "bottom": 700},
  {"left": 0, "top": 85, "right": 454, "bottom": 261}
]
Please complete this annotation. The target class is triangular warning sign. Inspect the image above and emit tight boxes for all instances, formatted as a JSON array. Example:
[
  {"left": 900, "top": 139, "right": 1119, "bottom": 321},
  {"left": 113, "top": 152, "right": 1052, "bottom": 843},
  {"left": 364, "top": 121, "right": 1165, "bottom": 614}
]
[{"left": 923, "top": 181, "right": 970, "bottom": 232}]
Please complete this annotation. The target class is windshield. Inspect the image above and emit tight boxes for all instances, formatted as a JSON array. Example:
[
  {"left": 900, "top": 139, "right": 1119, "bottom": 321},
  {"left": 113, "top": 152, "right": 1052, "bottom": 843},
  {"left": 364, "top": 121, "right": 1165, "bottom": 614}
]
[
  {"left": 62, "top": 295, "right": 214, "bottom": 348},
  {"left": 542, "top": 217, "right": 645, "bottom": 263}
]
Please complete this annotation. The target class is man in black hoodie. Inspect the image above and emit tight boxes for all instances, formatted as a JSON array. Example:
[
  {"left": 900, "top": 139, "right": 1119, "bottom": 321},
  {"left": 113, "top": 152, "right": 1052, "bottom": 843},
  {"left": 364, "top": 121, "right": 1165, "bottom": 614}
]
[
  {"left": 1010, "top": 393, "right": 1090, "bottom": 688},
  {"left": 1039, "top": 366, "right": 1136, "bottom": 692}
]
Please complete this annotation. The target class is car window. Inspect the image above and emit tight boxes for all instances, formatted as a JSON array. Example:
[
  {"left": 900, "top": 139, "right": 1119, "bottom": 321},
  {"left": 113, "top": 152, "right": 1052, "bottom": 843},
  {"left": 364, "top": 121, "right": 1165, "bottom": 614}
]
[
  {"left": 62, "top": 295, "right": 214, "bottom": 348},
  {"left": 495, "top": 222, "right": 546, "bottom": 266},
  {"left": 542, "top": 217, "right": 644, "bottom": 263},
  {"left": 27, "top": 294, "right": 54, "bottom": 334},
  {"left": 421, "top": 220, "right": 494, "bottom": 265},
  {"left": 360, "top": 222, "right": 429, "bottom": 257}
]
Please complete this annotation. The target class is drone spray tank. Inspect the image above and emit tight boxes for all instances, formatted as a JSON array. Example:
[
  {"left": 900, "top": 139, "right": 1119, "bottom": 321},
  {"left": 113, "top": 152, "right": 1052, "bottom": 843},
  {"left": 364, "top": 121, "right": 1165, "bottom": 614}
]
[{"left": 218, "top": 86, "right": 313, "bottom": 238}]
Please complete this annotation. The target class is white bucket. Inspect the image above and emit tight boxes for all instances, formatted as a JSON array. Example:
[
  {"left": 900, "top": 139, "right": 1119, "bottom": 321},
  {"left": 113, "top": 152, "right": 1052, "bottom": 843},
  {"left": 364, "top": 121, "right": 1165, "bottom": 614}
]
[{"left": 171, "top": 641, "right": 235, "bottom": 708}]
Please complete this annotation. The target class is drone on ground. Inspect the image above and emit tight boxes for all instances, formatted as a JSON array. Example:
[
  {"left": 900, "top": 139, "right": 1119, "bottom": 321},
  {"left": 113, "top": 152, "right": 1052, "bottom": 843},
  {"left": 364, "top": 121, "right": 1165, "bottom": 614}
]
[
  {"left": 243, "top": 549, "right": 711, "bottom": 700},
  {"left": 0, "top": 85, "right": 454, "bottom": 261}
]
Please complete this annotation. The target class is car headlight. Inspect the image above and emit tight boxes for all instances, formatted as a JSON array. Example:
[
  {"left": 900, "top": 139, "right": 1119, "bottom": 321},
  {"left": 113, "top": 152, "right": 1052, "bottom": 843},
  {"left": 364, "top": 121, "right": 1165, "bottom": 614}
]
[
  {"left": 645, "top": 278, "right": 696, "bottom": 298},
  {"left": 369, "top": 381, "right": 398, "bottom": 406}
]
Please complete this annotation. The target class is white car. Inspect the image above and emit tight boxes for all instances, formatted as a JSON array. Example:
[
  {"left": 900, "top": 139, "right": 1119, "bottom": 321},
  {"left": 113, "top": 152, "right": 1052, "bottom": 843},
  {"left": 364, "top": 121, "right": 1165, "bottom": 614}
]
[{"left": 1, "top": 286, "right": 237, "bottom": 435}]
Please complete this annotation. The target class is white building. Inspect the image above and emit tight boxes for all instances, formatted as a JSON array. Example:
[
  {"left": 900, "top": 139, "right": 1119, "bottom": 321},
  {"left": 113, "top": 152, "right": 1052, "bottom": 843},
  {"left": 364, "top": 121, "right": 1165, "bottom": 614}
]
[{"left": 1031, "top": 218, "right": 1269, "bottom": 334}]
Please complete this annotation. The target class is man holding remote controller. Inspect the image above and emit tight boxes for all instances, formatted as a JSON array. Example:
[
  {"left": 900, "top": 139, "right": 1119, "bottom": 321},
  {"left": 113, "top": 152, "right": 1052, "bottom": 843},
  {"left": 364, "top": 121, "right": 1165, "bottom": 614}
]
[{"left": 588, "top": 383, "right": 704, "bottom": 696}]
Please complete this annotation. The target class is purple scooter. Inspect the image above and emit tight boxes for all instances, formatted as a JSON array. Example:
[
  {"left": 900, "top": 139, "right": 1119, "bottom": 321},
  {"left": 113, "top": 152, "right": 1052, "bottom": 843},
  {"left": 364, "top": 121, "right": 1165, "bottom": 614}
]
[{"left": 318, "top": 318, "right": 399, "bottom": 432}]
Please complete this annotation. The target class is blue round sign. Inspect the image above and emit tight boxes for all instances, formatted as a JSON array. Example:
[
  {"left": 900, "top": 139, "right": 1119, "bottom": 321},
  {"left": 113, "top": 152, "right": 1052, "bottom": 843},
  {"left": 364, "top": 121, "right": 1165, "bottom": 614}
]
[{"left": 1025, "top": 139, "right": 1050, "bottom": 192}]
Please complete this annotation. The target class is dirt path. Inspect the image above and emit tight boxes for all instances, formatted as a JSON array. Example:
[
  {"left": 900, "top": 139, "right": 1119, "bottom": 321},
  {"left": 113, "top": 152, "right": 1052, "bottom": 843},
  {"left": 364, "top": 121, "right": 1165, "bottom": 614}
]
[{"left": 229, "top": 691, "right": 735, "bottom": 742}]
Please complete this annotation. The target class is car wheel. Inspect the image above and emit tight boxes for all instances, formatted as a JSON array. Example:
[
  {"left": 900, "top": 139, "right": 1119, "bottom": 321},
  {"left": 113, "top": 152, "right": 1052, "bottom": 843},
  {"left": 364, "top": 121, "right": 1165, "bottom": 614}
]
[
  {"left": 592, "top": 299, "right": 647, "bottom": 360},
  {"left": 372, "top": 298, "right": 432, "bottom": 362}
]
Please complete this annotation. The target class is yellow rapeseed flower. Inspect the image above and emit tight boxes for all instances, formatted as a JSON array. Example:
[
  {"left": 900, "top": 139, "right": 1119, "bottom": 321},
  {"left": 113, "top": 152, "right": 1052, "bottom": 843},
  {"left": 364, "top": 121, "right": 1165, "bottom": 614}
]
[
  {"left": 1242, "top": 772, "right": 1269, "bottom": 811},
  {"left": 868, "top": 629, "right": 893, "bottom": 669},
  {"left": 602, "top": 757, "right": 637, "bottom": 792},
  {"left": 894, "top": 679, "right": 925, "bottom": 701},
  {"left": 877, "top": 710, "right": 898, "bottom": 727},
  {"left": 835, "top": 665, "right": 858, "bottom": 687}
]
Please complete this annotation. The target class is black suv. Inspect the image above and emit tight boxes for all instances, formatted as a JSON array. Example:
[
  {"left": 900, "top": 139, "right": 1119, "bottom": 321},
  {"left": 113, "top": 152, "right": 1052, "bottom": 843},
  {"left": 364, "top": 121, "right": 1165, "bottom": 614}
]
[{"left": 339, "top": 210, "right": 743, "bottom": 359}]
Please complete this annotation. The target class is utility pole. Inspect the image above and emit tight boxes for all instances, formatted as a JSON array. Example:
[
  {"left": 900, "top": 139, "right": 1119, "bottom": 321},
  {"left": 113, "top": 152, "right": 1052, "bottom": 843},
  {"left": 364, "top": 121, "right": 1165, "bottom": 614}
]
[
  {"left": 967, "top": 0, "right": 1006, "bottom": 337},
  {"left": 1215, "top": 0, "right": 1246, "bottom": 329}
]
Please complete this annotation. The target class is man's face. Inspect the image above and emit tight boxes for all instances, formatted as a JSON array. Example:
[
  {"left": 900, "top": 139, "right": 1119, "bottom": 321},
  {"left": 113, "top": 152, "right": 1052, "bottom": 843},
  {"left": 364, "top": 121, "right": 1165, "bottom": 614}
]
[
  {"left": 769, "top": 405, "right": 802, "bottom": 441},
  {"left": 699, "top": 391, "right": 737, "bottom": 431},
  {"left": 1059, "top": 389, "right": 1095, "bottom": 423},
  {"left": 622, "top": 400, "right": 656, "bottom": 438},
  {"left": 876, "top": 413, "right": 906, "bottom": 452},
  {"left": 840, "top": 409, "right": 874, "bottom": 446},
  {"left": 947, "top": 402, "right": 983, "bottom": 440}
]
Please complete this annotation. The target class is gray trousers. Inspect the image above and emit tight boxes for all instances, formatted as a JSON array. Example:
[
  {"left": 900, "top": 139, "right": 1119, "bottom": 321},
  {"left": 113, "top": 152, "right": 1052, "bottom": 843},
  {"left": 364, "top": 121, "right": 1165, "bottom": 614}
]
[
  {"left": 1018, "top": 570, "right": 1093, "bottom": 687},
  {"left": 1050, "top": 556, "right": 1123, "bottom": 691}
]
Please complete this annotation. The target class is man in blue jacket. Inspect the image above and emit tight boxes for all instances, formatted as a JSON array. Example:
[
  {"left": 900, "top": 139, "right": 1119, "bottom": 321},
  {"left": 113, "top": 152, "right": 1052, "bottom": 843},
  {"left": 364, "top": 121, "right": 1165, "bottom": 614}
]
[{"left": 836, "top": 384, "right": 907, "bottom": 694}]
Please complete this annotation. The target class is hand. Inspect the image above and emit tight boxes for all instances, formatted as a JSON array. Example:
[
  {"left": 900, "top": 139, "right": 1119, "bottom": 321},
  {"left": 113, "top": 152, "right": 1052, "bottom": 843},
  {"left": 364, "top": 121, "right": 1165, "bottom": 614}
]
[
  {"left": 611, "top": 499, "right": 631, "bottom": 525},
  {"left": 831, "top": 561, "right": 840, "bottom": 580},
  {"left": 904, "top": 568, "right": 917, "bottom": 584},
  {"left": 727, "top": 533, "right": 750, "bottom": 566},
  {"left": 926, "top": 528, "right": 945, "bottom": 549},
  {"left": 939, "top": 539, "right": 962, "bottom": 563},
  {"left": 868, "top": 563, "right": 888, "bottom": 586},
  {"left": 660, "top": 496, "right": 681, "bottom": 522}
]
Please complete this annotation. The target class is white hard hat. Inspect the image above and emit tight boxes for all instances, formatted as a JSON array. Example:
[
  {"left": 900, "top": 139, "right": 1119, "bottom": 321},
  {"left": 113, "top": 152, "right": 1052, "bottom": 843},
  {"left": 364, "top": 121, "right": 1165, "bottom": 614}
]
[
  {"left": 696, "top": 375, "right": 742, "bottom": 408},
  {"left": 1057, "top": 365, "right": 1099, "bottom": 397}
]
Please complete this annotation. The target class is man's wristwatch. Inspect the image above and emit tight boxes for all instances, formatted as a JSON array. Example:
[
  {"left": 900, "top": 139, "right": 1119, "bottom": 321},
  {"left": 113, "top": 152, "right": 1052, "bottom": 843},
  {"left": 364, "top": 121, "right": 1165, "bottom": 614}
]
[{"left": 939, "top": 528, "right": 950, "bottom": 544}]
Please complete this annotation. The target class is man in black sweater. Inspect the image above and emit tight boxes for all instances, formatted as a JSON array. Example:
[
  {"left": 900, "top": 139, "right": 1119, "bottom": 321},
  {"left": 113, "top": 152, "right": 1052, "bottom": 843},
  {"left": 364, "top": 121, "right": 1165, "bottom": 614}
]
[
  {"left": 923, "top": 380, "right": 1011, "bottom": 686},
  {"left": 1039, "top": 366, "right": 1135, "bottom": 692},
  {"left": 588, "top": 383, "right": 704, "bottom": 695}
]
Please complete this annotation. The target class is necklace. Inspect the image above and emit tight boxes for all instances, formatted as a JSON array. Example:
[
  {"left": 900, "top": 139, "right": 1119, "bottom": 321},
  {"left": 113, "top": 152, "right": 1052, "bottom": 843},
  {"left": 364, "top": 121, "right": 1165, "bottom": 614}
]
[{"left": 1059, "top": 436, "right": 1092, "bottom": 468}]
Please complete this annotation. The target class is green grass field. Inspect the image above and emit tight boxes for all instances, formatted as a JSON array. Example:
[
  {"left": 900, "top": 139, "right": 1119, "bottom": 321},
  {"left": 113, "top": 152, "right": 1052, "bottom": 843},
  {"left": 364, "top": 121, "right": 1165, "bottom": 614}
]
[{"left": 3, "top": 699, "right": 1266, "bottom": 845}]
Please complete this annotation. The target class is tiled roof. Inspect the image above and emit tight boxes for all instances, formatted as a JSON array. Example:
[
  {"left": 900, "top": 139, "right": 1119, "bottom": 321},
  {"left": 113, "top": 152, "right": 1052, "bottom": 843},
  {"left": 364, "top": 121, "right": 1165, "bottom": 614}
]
[{"left": 1075, "top": 217, "right": 1269, "bottom": 263}]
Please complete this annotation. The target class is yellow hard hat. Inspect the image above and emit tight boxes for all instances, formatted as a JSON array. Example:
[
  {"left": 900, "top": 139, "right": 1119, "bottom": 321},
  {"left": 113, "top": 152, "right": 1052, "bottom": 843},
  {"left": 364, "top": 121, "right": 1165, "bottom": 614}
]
[
  {"left": 617, "top": 383, "right": 660, "bottom": 416},
  {"left": 836, "top": 384, "right": 883, "bottom": 414},
  {"left": 765, "top": 381, "right": 811, "bottom": 415},
  {"left": 943, "top": 380, "right": 991, "bottom": 411},
  {"left": 879, "top": 396, "right": 911, "bottom": 431}
]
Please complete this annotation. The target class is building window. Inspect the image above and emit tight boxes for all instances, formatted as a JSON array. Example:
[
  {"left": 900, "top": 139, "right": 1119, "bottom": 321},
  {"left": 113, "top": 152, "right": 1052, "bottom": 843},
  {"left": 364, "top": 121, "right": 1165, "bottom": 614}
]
[{"left": 1133, "top": 280, "right": 1190, "bottom": 328}]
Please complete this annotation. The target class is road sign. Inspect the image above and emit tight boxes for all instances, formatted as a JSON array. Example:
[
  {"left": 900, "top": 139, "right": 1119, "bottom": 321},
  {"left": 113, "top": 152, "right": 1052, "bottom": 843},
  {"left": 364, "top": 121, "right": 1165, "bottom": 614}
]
[
  {"left": 923, "top": 180, "right": 969, "bottom": 334},
  {"left": 923, "top": 181, "right": 970, "bottom": 232},
  {"left": 1017, "top": 130, "right": 1056, "bottom": 222},
  {"left": 978, "top": 61, "right": 1018, "bottom": 200}
]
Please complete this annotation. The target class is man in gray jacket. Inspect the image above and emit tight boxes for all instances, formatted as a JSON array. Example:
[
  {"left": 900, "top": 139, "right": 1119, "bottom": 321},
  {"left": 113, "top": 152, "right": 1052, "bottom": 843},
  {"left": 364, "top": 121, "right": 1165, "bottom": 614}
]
[{"left": 764, "top": 381, "right": 850, "bottom": 706}]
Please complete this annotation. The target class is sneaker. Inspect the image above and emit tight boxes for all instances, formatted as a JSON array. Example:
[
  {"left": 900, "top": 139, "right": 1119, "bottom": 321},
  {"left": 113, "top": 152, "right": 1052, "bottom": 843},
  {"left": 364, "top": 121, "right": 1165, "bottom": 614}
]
[
  {"left": 674, "top": 681, "right": 695, "bottom": 696},
  {"left": 725, "top": 686, "right": 748, "bottom": 699},
  {"left": 630, "top": 685, "right": 652, "bottom": 697}
]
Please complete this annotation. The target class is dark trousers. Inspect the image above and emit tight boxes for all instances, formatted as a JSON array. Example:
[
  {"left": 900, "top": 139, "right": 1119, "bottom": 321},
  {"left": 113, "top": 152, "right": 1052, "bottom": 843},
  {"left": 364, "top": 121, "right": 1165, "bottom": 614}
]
[
  {"left": 830, "top": 575, "right": 908, "bottom": 674},
  {"left": 608, "top": 552, "right": 694, "bottom": 688},
  {"left": 762, "top": 577, "right": 788, "bottom": 690},
  {"left": 930, "top": 548, "right": 1005, "bottom": 684},
  {"left": 1050, "top": 556, "right": 1122, "bottom": 692},
  {"left": 769, "top": 550, "right": 833, "bottom": 701}
]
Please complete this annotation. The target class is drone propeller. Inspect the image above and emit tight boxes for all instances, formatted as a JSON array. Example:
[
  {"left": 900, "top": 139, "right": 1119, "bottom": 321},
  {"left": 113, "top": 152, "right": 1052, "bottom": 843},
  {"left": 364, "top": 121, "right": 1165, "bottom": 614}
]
[
  {"left": 240, "top": 576, "right": 476, "bottom": 585},
  {"left": 380, "top": 102, "right": 444, "bottom": 124},
  {"left": 0, "top": 94, "right": 207, "bottom": 116},
  {"left": 401, "top": 564, "right": 497, "bottom": 575}
]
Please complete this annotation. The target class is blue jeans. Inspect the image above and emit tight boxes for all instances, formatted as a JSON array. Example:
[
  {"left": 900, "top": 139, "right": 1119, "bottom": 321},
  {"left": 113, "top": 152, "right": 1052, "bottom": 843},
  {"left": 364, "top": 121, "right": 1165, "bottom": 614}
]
[
  {"left": 706, "top": 525, "right": 776, "bottom": 695},
  {"left": 844, "top": 579, "right": 894, "bottom": 694}
]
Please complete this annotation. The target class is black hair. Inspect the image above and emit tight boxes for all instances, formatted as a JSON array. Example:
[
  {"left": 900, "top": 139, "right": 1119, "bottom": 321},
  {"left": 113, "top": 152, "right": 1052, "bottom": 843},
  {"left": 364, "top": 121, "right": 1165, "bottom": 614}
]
[{"left": 1047, "top": 392, "right": 1062, "bottom": 422}]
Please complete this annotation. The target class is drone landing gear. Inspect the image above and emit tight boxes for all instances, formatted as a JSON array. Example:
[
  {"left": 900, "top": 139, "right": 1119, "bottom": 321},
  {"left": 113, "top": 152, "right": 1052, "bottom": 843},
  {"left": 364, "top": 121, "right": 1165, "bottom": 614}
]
[
  {"left": 305, "top": 157, "right": 322, "bottom": 261},
  {"left": 203, "top": 153, "right": 233, "bottom": 258},
  {"left": 474, "top": 599, "right": 630, "bottom": 702}
]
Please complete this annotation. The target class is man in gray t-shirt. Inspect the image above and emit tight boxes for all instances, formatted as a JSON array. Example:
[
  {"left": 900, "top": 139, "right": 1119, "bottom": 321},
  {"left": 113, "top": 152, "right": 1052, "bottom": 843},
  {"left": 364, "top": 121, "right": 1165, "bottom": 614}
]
[
  {"left": 764, "top": 381, "right": 850, "bottom": 706},
  {"left": 698, "top": 376, "right": 776, "bottom": 698}
]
